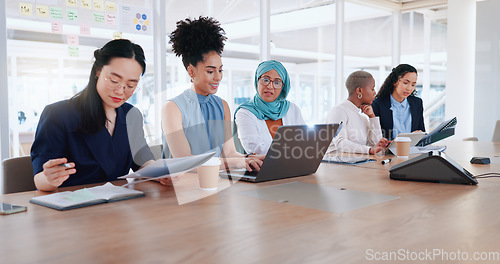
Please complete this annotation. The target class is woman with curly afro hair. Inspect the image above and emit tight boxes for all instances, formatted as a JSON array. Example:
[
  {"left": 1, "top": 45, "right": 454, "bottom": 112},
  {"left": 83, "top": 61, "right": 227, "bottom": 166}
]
[{"left": 161, "top": 16, "right": 264, "bottom": 173}]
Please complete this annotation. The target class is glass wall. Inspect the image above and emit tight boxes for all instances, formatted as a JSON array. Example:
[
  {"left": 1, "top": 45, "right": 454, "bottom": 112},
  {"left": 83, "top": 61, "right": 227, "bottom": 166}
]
[
  {"left": 3, "top": 0, "right": 449, "bottom": 158},
  {"left": 5, "top": 0, "right": 155, "bottom": 156}
]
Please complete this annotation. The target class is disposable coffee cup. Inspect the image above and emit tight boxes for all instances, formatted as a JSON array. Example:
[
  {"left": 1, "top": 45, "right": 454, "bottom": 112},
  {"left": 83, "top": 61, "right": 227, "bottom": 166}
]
[
  {"left": 395, "top": 137, "right": 411, "bottom": 158},
  {"left": 198, "top": 157, "right": 221, "bottom": 190}
]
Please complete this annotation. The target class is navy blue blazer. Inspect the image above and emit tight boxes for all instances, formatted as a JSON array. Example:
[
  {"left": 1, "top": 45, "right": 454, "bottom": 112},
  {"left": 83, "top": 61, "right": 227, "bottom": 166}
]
[
  {"left": 31, "top": 100, "right": 154, "bottom": 187},
  {"left": 372, "top": 96, "right": 425, "bottom": 140}
]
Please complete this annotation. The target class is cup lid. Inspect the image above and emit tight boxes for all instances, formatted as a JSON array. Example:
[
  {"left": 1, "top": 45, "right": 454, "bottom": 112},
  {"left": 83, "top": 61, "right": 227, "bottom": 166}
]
[{"left": 395, "top": 136, "right": 411, "bottom": 142}]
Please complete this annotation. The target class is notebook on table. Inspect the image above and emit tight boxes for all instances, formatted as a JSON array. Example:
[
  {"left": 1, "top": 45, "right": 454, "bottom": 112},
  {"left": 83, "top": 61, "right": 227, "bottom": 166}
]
[{"left": 220, "top": 123, "right": 341, "bottom": 183}]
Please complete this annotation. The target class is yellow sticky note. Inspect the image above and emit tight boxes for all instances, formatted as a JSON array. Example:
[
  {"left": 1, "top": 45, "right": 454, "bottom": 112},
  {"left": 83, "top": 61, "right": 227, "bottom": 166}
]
[
  {"left": 113, "top": 32, "right": 122, "bottom": 39},
  {"left": 36, "top": 5, "right": 50, "bottom": 18},
  {"left": 105, "top": 2, "right": 117, "bottom": 12},
  {"left": 66, "top": 0, "right": 78, "bottom": 8},
  {"left": 93, "top": 0, "right": 104, "bottom": 11},
  {"left": 19, "top": 3, "right": 33, "bottom": 16},
  {"left": 81, "top": 0, "right": 92, "bottom": 9}
]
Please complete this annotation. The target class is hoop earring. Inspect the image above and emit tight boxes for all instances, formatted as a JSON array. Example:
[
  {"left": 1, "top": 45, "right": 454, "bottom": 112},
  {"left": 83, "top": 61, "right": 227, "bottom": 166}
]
[{"left": 358, "top": 94, "right": 362, "bottom": 99}]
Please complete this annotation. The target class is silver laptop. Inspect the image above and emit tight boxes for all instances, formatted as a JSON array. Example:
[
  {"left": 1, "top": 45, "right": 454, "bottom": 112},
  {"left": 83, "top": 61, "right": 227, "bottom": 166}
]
[{"left": 220, "top": 124, "right": 341, "bottom": 183}]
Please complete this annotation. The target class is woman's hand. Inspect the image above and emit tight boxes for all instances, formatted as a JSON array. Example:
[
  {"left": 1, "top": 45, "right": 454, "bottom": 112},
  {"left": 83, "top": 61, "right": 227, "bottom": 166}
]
[
  {"left": 157, "top": 175, "right": 181, "bottom": 186},
  {"left": 369, "top": 138, "right": 390, "bottom": 155},
  {"left": 223, "top": 155, "right": 265, "bottom": 172},
  {"left": 244, "top": 155, "right": 265, "bottom": 172},
  {"left": 360, "top": 104, "right": 375, "bottom": 118},
  {"left": 41, "top": 158, "right": 76, "bottom": 188}
]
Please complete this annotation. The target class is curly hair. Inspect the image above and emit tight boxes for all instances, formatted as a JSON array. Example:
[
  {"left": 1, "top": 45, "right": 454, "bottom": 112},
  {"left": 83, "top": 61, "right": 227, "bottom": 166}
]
[
  {"left": 376, "top": 64, "right": 418, "bottom": 99},
  {"left": 169, "top": 16, "right": 227, "bottom": 69}
]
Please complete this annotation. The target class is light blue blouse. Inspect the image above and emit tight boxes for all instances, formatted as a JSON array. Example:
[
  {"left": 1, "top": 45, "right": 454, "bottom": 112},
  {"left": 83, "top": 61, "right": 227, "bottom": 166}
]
[
  {"left": 390, "top": 94, "right": 412, "bottom": 137},
  {"left": 163, "top": 89, "right": 225, "bottom": 157}
]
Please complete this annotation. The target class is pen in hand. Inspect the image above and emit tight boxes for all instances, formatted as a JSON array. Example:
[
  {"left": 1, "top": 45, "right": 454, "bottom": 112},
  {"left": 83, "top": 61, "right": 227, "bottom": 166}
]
[
  {"left": 59, "top": 163, "right": 72, "bottom": 168},
  {"left": 381, "top": 158, "right": 391, "bottom": 164}
]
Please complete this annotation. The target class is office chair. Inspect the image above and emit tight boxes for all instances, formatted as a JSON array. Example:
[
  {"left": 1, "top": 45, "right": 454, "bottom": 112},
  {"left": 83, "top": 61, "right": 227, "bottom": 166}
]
[
  {"left": 2, "top": 155, "right": 36, "bottom": 194},
  {"left": 150, "top": 144, "right": 163, "bottom": 160},
  {"left": 493, "top": 120, "right": 500, "bottom": 142}
]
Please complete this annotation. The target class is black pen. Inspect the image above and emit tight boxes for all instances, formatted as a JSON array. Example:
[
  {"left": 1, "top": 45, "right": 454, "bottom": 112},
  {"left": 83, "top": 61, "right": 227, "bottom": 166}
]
[{"left": 381, "top": 158, "right": 391, "bottom": 164}]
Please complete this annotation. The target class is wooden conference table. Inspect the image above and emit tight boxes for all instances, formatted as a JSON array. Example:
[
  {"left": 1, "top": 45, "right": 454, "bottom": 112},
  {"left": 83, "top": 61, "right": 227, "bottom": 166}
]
[{"left": 1, "top": 141, "right": 500, "bottom": 264}]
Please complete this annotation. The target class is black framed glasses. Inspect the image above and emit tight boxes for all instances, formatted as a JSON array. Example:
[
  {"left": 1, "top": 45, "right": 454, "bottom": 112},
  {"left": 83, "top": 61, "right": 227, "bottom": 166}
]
[{"left": 258, "top": 76, "right": 283, "bottom": 89}]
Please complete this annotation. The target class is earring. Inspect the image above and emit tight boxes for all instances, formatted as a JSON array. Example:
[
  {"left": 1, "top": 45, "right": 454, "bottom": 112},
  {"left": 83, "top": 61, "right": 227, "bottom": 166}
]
[{"left": 358, "top": 94, "right": 362, "bottom": 99}]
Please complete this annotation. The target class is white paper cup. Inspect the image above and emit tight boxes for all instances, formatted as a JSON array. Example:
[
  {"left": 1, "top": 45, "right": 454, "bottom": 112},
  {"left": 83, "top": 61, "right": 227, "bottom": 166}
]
[
  {"left": 198, "top": 157, "right": 221, "bottom": 190},
  {"left": 395, "top": 137, "right": 411, "bottom": 158}
]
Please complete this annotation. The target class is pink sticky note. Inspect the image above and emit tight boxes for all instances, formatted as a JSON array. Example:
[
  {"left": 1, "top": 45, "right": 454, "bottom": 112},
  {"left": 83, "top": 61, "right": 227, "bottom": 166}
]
[
  {"left": 67, "top": 34, "right": 79, "bottom": 46},
  {"left": 105, "top": 13, "right": 116, "bottom": 25},
  {"left": 51, "top": 21, "right": 63, "bottom": 33},
  {"left": 80, "top": 23, "right": 90, "bottom": 35}
]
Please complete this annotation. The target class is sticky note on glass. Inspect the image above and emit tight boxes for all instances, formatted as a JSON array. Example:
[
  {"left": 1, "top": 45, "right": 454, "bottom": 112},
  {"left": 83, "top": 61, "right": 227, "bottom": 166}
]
[
  {"left": 106, "top": 13, "right": 116, "bottom": 25},
  {"left": 93, "top": 0, "right": 104, "bottom": 11},
  {"left": 106, "top": 2, "right": 117, "bottom": 12},
  {"left": 81, "top": 0, "right": 92, "bottom": 9},
  {"left": 67, "top": 34, "right": 79, "bottom": 46},
  {"left": 50, "top": 7, "right": 63, "bottom": 20},
  {"left": 66, "top": 0, "right": 78, "bottom": 8},
  {"left": 68, "top": 46, "right": 79, "bottom": 57},
  {"left": 19, "top": 2, "right": 33, "bottom": 16},
  {"left": 36, "top": 5, "right": 49, "bottom": 18},
  {"left": 80, "top": 23, "right": 91, "bottom": 35},
  {"left": 66, "top": 9, "right": 78, "bottom": 21},
  {"left": 51, "top": 21, "right": 63, "bottom": 34},
  {"left": 93, "top": 13, "right": 105, "bottom": 23},
  {"left": 113, "top": 32, "right": 122, "bottom": 39}
]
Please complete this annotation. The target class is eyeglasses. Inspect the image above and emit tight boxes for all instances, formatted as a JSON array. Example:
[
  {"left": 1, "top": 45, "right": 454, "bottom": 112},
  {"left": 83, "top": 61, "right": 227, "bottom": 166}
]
[
  {"left": 258, "top": 76, "right": 283, "bottom": 89},
  {"left": 104, "top": 75, "right": 138, "bottom": 93}
]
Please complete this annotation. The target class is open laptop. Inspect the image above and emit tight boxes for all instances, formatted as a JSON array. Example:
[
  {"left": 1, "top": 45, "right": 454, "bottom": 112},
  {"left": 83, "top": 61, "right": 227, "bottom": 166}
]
[{"left": 220, "top": 124, "right": 341, "bottom": 183}]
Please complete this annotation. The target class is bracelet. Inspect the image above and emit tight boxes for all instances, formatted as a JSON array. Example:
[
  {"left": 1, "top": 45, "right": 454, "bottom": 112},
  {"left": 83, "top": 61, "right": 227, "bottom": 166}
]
[{"left": 245, "top": 153, "right": 256, "bottom": 158}]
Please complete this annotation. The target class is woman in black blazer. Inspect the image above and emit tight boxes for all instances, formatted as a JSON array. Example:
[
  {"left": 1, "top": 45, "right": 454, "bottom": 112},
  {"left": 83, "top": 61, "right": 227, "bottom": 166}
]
[
  {"left": 31, "top": 39, "right": 154, "bottom": 191},
  {"left": 372, "top": 64, "right": 425, "bottom": 140}
]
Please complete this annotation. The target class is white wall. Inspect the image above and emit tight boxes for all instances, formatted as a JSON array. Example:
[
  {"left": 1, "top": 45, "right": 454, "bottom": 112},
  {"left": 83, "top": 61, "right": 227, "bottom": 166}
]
[
  {"left": 445, "top": 0, "right": 476, "bottom": 140},
  {"left": 474, "top": 0, "right": 500, "bottom": 141}
]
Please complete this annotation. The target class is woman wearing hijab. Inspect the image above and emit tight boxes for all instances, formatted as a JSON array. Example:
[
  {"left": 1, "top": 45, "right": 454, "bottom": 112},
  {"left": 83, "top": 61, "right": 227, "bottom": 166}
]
[{"left": 234, "top": 60, "right": 305, "bottom": 155}]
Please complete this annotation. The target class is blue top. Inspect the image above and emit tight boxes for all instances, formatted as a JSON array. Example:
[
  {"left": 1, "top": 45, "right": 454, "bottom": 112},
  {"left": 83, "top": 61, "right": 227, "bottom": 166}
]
[
  {"left": 390, "top": 95, "right": 412, "bottom": 137},
  {"left": 31, "top": 100, "right": 154, "bottom": 187},
  {"left": 372, "top": 95, "right": 425, "bottom": 140},
  {"left": 163, "top": 89, "right": 225, "bottom": 157}
]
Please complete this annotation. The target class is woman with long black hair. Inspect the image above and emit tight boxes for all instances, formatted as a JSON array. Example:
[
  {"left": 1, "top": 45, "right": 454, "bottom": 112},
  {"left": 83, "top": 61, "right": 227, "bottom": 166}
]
[{"left": 31, "top": 39, "right": 154, "bottom": 191}]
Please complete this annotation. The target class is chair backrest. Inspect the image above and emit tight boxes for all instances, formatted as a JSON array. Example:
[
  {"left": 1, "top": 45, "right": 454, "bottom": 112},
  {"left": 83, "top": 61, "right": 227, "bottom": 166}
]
[
  {"left": 2, "top": 155, "right": 36, "bottom": 194},
  {"left": 493, "top": 120, "right": 500, "bottom": 142},
  {"left": 150, "top": 144, "right": 163, "bottom": 160}
]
